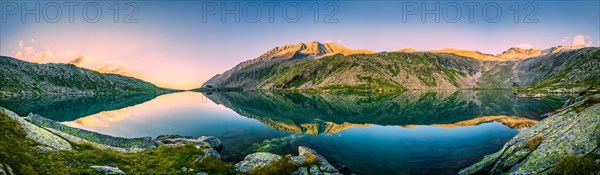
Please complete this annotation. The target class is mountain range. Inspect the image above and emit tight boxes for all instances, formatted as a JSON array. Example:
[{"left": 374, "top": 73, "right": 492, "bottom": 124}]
[
  {"left": 0, "top": 56, "right": 172, "bottom": 97},
  {"left": 201, "top": 42, "right": 599, "bottom": 92}
]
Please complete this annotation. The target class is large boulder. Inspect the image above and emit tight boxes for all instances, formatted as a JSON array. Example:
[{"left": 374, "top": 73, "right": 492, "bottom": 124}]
[
  {"left": 0, "top": 108, "right": 71, "bottom": 151},
  {"left": 155, "top": 135, "right": 211, "bottom": 149},
  {"left": 298, "top": 146, "right": 338, "bottom": 173},
  {"left": 234, "top": 152, "right": 282, "bottom": 172},
  {"left": 460, "top": 94, "right": 600, "bottom": 174},
  {"left": 197, "top": 136, "right": 223, "bottom": 151},
  {"left": 195, "top": 148, "right": 221, "bottom": 162},
  {"left": 90, "top": 166, "right": 125, "bottom": 175}
]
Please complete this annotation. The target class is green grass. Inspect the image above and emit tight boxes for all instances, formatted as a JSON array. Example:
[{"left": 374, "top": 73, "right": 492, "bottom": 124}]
[
  {"left": 550, "top": 155, "right": 598, "bottom": 175},
  {"left": 247, "top": 156, "right": 298, "bottom": 175},
  {"left": 0, "top": 112, "right": 235, "bottom": 175},
  {"left": 524, "top": 135, "right": 544, "bottom": 151}
]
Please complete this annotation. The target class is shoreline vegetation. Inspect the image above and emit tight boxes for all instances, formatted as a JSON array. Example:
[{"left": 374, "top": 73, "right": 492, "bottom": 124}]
[{"left": 0, "top": 107, "right": 345, "bottom": 175}]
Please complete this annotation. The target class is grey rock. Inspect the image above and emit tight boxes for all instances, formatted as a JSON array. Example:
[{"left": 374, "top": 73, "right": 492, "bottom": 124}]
[
  {"left": 234, "top": 152, "right": 281, "bottom": 172},
  {"left": 0, "top": 108, "right": 71, "bottom": 151},
  {"left": 27, "top": 113, "right": 155, "bottom": 152},
  {"left": 156, "top": 134, "right": 192, "bottom": 142},
  {"left": 320, "top": 164, "right": 338, "bottom": 173},
  {"left": 156, "top": 135, "right": 211, "bottom": 149},
  {"left": 181, "top": 167, "right": 194, "bottom": 172},
  {"left": 35, "top": 145, "right": 57, "bottom": 152},
  {"left": 460, "top": 94, "right": 600, "bottom": 174},
  {"left": 511, "top": 170, "right": 533, "bottom": 175},
  {"left": 309, "top": 165, "right": 322, "bottom": 175},
  {"left": 539, "top": 112, "right": 554, "bottom": 118},
  {"left": 298, "top": 146, "right": 338, "bottom": 173},
  {"left": 289, "top": 155, "right": 308, "bottom": 166},
  {"left": 195, "top": 148, "right": 221, "bottom": 162},
  {"left": 195, "top": 172, "right": 208, "bottom": 175},
  {"left": 323, "top": 173, "right": 343, "bottom": 175},
  {"left": 90, "top": 166, "right": 125, "bottom": 175},
  {"left": 292, "top": 167, "right": 309, "bottom": 175},
  {"left": 197, "top": 136, "right": 223, "bottom": 151}
]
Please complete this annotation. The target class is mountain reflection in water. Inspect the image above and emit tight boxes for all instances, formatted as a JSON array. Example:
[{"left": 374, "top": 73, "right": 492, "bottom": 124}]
[{"left": 0, "top": 90, "right": 565, "bottom": 175}]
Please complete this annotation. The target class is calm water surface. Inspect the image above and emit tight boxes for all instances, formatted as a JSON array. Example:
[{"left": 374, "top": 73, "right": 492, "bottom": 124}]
[{"left": 0, "top": 90, "right": 564, "bottom": 175}]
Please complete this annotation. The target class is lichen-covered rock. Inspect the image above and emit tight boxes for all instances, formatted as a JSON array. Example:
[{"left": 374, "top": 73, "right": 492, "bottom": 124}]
[
  {"left": 292, "top": 167, "right": 309, "bottom": 175},
  {"left": 309, "top": 165, "right": 322, "bottom": 175},
  {"left": 197, "top": 136, "right": 223, "bottom": 151},
  {"left": 0, "top": 108, "right": 71, "bottom": 151},
  {"left": 234, "top": 152, "right": 281, "bottom": 172},
  {"left": 155, "top": 135, "right": 211, "bottom": 149},
  {"left": 298, "top": 146, "right": 338, "bottom": 173},
  {"left": 195, "top": 148, "right": 221, "bottom": 162},
  {"left": 289, "top": 155, "right": 308, "bottom": 165},
  {"left": 35, "top": 145, "right": 57, "bottom": 152},
  {"left": 90, "top": 166, "right": 125, "bottom": 175},
  {"left": 460, "top": 94, "right": 600, "bottom": 174},
  {"left": 28, "top": 113, "right": 155, "bottom": 149},
  {"left": 45, "top": 127, "right": 147, "bottom": 154}
]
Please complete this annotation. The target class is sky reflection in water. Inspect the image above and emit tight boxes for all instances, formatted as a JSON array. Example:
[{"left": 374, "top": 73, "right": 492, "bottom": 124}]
[{"left": 2, "top": 91, "right": 564, "bottom": 174}]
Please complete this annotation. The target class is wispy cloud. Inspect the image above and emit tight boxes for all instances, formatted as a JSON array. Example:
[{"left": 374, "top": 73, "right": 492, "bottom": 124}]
[
  {"left": 68, "top": 56, "right": 90, "bottom": 66},
  {"left": 13, "top": 39, "right": 133, "bottom": 77}
]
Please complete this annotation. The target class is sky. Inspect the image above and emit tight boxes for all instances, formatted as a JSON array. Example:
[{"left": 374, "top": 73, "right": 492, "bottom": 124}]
[{"left": 1, "top": 0, "right": 599, "bottom": 90}]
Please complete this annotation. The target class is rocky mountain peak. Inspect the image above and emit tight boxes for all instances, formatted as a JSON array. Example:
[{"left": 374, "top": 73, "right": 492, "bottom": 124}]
[
  {"left": 542, "top": 45, "right": 586, "bottom": 54},
  {"left": 255, "top": 41, "right": 373, "bottom": 62},
  {"left": 429, "top": 48, "right": 503, "bottom": 61},
  {"left": 496, "top": 47, "right": 543, "bottom": 59},
  {"left": 496, "top": 45, "right": 588, "bottom": 59}
]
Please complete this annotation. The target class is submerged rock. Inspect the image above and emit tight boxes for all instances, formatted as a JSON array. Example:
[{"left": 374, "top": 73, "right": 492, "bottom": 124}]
[
  {"left": 90, "top": 166, "right": 125, "bottom": 175},
  {"left": 460, "top": 94, "right": 600, "bottom": 174},
  {"left": 0, "top": 107, "right": 71, "bottom": 151},
  {"left": 234, "top": 152, "right": 282, "bottom": 172}
]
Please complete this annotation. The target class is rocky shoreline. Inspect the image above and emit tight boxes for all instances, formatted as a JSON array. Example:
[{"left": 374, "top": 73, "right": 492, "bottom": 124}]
[
  {"left": 0, "top": 107, "right": 346, "bottom": 175},
  {"left": 459, "top": 94, "right": 600, "bottom": 174}
]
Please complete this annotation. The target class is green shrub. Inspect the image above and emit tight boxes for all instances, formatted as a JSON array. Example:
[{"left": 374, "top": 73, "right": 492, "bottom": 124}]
[
  {"left": 524, "top": 135, "right": 544, "bottom": 151},
  {"left": 196, "top": 157, "right": 236, "bottom": 174},
  {"left": 550, "top": 155, "right": 597, "bottom": 175}
]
